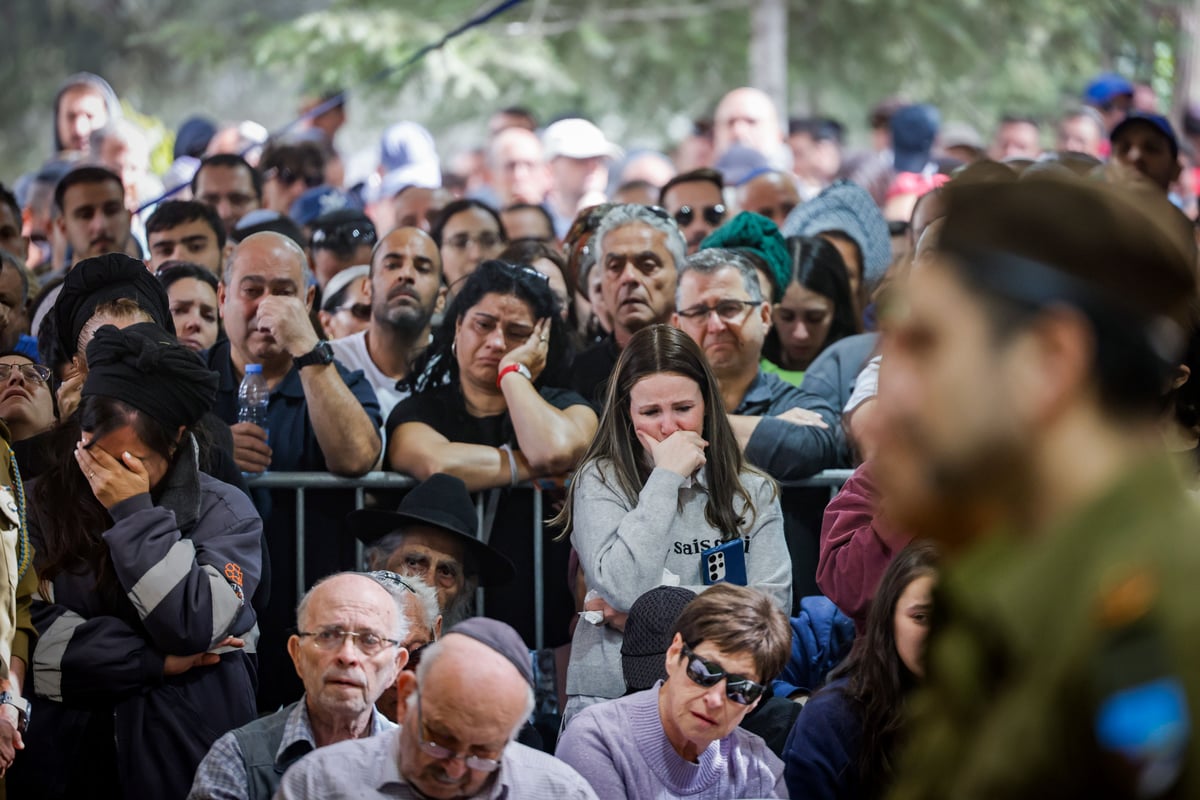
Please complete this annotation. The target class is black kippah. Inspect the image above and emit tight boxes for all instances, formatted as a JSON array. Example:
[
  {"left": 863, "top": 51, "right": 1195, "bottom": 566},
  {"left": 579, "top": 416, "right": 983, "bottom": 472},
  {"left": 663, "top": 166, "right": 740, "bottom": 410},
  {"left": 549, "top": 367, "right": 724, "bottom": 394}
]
[
  {"left": 82, "top": 322, "right": 218, "bottom": 429},
  {"left": 54, "top": 253, "right": 174, "bottom": 359}
]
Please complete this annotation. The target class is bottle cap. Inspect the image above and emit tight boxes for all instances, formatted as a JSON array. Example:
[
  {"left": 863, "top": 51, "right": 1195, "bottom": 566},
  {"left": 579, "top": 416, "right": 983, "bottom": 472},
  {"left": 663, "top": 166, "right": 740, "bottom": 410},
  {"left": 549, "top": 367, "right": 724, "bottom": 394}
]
[{"left": 245, "top": 364, "right": 263, "bottom": 374}]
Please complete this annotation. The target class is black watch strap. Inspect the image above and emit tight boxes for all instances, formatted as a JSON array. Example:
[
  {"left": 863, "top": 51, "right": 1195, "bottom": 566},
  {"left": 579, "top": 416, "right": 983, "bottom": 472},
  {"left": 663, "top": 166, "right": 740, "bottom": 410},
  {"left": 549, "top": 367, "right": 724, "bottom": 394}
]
[{"left": 294, "top": 341, "right": 335, "bottom": 370}]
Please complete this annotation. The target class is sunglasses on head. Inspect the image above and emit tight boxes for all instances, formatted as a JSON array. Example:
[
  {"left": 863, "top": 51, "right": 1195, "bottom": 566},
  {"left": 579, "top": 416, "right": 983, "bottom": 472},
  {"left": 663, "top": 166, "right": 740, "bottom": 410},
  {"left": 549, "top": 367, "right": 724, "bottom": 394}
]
[
  {"left": 326, "top": 302, "right": 371, "bottom": 321},
  {"left": 673, "top": 204, "right": 726, "bottom": 228},
  {"left": 680, "top": 643, "right": 765, "bottom": 705},
  {"left": 263, "top": 166, "right": 322, "bottom": 189}
]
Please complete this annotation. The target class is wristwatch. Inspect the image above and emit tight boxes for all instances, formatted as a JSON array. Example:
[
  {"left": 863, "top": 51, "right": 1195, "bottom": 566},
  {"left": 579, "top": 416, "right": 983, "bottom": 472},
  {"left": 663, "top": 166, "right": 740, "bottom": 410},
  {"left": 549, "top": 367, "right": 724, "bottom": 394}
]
[
  {"left": 294, "top": 341, "right": 335, "bottom": 370},
  {"left": 0, "top": 691, "right": 29, "bottom": 733}
]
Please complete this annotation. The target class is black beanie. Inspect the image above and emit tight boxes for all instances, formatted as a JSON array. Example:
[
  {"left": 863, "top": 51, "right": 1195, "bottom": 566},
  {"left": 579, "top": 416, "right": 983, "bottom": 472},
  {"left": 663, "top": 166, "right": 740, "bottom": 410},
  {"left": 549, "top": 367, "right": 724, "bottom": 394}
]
[{"left": 55, "top": 253, "right": 173, "bottom": 359}]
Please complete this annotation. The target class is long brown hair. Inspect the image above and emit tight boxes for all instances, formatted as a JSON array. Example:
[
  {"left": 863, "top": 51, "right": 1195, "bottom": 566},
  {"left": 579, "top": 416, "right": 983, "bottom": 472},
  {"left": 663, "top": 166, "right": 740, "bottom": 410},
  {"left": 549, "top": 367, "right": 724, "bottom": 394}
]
[{"left": 553, "top": 324, "right": 771, "bottom": 538}]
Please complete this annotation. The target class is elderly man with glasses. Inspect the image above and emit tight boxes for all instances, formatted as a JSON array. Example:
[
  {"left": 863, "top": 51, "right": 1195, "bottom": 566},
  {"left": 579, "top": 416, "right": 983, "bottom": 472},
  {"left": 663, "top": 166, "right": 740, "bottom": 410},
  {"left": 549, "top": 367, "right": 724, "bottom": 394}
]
[
  {"left": 557, "top": 584, "right": 791, "bottom": 799},
  {"left": 276, "top": 617, "right": 598, "bottom": 800},
  {"left": 188, "top": 572, "right": 408, "bottom": 800}
]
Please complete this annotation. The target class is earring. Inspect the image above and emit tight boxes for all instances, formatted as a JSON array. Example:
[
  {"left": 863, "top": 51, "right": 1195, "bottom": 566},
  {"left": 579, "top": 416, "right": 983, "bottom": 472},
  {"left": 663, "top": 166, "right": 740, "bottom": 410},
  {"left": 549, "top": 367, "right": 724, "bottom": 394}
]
[{"left": 451, "top": 339, "right": 457, "bottom": 356}]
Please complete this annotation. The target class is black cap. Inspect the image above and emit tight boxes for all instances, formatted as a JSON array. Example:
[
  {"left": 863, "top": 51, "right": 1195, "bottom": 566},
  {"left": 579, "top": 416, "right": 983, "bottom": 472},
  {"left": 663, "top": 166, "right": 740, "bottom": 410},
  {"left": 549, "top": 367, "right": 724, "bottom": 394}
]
[
  {"left": 344, "top": 473, "right": 516, "bottom": 587},
  {"left": 620, "top": 586, "right": 697, "bottom": 692},
  {"left": 446, "top": 617, "right": 533, "bottom": 687}
]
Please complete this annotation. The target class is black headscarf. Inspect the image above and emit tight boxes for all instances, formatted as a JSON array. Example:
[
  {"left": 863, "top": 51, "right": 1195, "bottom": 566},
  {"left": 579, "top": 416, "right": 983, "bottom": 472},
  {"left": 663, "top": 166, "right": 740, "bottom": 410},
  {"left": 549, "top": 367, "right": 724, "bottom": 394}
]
[
  {"left": 54, "top": 253, "right": 173, "bottom": 360},
  {"left": 82, "top": 323, "right": 217, "bottom": 429}
]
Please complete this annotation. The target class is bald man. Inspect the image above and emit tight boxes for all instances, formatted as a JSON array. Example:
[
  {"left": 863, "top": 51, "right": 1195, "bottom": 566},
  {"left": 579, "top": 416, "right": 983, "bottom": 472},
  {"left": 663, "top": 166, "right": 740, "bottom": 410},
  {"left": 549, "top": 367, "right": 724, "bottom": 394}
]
[
  {"left": 189, "top": 573, "right": 407, "bottom": 800},
  {"left": 736, "top": 170, "right": 801, "bottom": 227},
  {"left": 209, "top": 232, "right": 384, "bottom": 710},
  {"left": 276, "top": 618, "right": 597, "bottom": 799},
  {"left": 329, "top": 227, "right": 446, "bottom": 422},
  {"left": 714, "top": 87, "right": 786, "bottom": 162},
  {"left": 488, "top": 128, "right": 550, "bottom": 208}
]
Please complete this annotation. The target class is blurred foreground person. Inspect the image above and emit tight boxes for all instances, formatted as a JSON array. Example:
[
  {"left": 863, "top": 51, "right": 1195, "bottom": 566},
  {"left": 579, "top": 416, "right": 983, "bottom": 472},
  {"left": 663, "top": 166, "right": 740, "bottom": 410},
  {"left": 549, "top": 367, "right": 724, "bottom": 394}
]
[{"left": 878, "top": 176, "right": 1200, "bottom": 798}]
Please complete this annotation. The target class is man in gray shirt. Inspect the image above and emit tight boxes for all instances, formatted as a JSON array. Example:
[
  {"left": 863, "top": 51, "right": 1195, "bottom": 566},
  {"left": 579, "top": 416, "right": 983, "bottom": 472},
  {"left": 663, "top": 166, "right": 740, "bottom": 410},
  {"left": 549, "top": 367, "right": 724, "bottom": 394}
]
[{"left": 274, "top": 617, "right": 597, "bottom": 800}]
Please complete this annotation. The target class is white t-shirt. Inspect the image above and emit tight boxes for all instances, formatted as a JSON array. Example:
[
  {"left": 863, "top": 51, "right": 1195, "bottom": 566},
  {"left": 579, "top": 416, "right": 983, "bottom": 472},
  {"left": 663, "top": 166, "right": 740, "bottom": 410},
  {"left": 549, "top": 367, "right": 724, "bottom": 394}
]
[{"left": 329, "top": 330, "right": 410, "bottom": 425}]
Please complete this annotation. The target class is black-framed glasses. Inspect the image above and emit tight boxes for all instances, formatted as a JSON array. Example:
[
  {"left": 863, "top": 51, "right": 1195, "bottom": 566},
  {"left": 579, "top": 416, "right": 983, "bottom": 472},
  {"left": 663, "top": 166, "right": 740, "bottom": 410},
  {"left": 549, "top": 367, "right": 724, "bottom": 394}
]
[
  {"left": 416, "top": 694, "right": 504, "bottom": 772},
  {"left": 680, "top": 643, "right": 765, "bottom": 706},
  {"left": 296, "top": 626, "right": 400, "bottom": 657},
  {"left": 676, "top": 299, "right": 760, "bottom": 322},
  {"left": 0, "top": 363, "right": 50, "bottom": 384},
  {"left": 326, "top": 302, "right": 371, "bottom": 321},
  {"left": 446, "top": 231, "right": 503, "bottom": 251},
  {"left": 311, "top": 222, "right": 378, "bottom": 253},
  {"left": 674, "top": 204, "right": 726, "bottom": 228}
]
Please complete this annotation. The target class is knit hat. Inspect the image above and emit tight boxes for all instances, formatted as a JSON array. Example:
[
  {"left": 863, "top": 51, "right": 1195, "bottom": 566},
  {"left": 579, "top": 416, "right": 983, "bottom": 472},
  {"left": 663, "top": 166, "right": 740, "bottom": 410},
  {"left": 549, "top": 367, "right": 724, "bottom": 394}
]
[
  {"left": 699, "top": 212, "right": 790, "bottom": 302},
  {"left": 781, "top": 179, "right": 893, "bottom": 285},
  {"left": 620, "top": 586, "right": 697, "bottom": 692},
  {"left": 83, "top": 322, "right": 218, "bottom": 429}
]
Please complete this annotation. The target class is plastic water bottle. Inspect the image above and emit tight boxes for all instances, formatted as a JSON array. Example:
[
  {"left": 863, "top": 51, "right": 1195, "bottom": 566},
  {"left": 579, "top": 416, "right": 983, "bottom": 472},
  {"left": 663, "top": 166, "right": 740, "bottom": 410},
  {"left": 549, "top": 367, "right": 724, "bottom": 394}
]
[{"left": 237, "top": 363, "right": 270, "bottom": 434}]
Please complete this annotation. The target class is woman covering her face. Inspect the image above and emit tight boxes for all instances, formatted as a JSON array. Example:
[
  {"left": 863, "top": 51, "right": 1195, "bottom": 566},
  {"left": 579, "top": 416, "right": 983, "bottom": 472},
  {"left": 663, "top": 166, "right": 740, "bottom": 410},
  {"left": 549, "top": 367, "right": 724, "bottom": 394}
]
[{"left": 13, "top": 323, "right": 262, "bottom": 798}]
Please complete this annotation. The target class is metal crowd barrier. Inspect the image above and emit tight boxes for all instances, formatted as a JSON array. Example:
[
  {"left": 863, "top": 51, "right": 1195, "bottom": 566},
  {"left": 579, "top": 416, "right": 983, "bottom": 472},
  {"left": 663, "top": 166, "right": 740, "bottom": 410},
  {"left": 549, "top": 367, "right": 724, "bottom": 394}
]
[{"left": 246, "top": 470, "right": 855, "bottom": 651}]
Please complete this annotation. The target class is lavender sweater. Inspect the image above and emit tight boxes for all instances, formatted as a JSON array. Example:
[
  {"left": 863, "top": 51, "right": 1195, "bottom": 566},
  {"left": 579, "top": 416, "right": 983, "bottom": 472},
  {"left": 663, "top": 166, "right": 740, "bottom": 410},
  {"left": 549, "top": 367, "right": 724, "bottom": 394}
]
[{"left": 556, "top": 685, "right": 788, "bottom": 799}]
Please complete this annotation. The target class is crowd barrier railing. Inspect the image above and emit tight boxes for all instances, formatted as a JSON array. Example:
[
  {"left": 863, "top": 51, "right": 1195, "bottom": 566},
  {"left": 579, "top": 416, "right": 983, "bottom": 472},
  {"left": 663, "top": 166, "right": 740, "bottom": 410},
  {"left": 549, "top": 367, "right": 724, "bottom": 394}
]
[{"left": 246, "top": 469, "right": 855, "bottom": 650}]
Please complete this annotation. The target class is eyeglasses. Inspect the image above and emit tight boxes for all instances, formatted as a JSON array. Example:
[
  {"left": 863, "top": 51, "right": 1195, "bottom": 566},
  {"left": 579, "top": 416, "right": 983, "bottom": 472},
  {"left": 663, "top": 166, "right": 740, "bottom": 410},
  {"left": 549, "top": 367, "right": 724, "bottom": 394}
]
[
  {"left": 405, "top": 642, "right": 427, "bottom": 671},
  {"left": 296, "top": 627, "right": 400, "bottom": 656},
  {"left": 676, "top": 299, "right": 760, "bottom": 322},
  {"left": 0, "top": 363, "right": 50, "bottom": 384},
  {"left": 326, "top": 302, "right": 371, "bottom": 321},
  {"left": 673, "top": 204, "right": 726, "bottom": 228},
  {"left": 445, "top": 231, "right": 503, "bottom": 251},
  {"left": 680, "top": 643, "right": 765, "bottom": 705},
  {"left": 311, "top": 222, "right": 378, "bottom": 253},
  {"left": 416, "top": 695, "right": 504, "bottom": 772}
]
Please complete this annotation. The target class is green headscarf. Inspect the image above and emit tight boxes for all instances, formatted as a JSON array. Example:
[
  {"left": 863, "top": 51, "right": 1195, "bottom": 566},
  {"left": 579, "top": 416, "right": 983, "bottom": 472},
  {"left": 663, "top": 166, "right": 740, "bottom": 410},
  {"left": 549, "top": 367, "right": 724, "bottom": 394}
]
[{"left": 700, "top": 211, "right": 790, "bottom": 302}]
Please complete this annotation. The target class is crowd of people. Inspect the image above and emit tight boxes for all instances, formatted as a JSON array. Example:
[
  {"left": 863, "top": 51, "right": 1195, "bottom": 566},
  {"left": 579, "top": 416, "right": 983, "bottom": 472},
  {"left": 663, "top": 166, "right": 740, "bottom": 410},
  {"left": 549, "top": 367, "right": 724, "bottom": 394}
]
[{"left": 0, "top": 66, "right": 1194, "bottom": 798}]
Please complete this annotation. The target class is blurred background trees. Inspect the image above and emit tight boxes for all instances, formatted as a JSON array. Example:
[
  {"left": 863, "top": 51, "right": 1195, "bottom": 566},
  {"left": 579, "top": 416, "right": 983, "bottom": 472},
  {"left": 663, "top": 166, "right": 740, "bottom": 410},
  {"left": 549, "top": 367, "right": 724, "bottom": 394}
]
[{"left": 0, "top": 0, "right": 1187, "bottom": 177}]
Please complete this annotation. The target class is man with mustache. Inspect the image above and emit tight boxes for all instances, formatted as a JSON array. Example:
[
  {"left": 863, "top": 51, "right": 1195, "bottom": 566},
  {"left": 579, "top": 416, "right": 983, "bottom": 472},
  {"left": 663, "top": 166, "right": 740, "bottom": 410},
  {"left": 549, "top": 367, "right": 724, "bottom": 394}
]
[
  {"left": 569, "top": 204, "right": 686, "bottom": 408},
  {"left": 329, "top": 226, "right": 444, "bottom": 422},
  {"left": 189, "top": 573, "right": 407, "bottom": 800},
  {"left": 54, "top": 165, "right": 132, "bottom": 270}
]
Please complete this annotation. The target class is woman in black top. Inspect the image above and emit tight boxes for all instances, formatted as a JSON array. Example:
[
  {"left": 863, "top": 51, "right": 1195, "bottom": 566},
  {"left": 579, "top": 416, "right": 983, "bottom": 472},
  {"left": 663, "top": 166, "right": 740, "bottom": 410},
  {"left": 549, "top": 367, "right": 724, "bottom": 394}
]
[{"left": 386, "top": 259, "right": 598, "bottom": 649}]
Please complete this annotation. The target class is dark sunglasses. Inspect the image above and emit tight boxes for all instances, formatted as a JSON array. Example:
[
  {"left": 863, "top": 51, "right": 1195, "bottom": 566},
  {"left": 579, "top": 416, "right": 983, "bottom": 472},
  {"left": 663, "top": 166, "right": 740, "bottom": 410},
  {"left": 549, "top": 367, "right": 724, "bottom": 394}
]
[
  {"left": 326, "top": 302, "right": 371, "bottom": 321},
  {"left": 680, "top": 643, "right": 765, "bottom": 705},
  {"left": 263, "top": 166, "right": 322, "bottom": 189},
  {"left": 311, "top": 222, "right": 378, "bottom": 253},
  {"left": 673, "top": 204, "right": 726, "bottom": 228}
]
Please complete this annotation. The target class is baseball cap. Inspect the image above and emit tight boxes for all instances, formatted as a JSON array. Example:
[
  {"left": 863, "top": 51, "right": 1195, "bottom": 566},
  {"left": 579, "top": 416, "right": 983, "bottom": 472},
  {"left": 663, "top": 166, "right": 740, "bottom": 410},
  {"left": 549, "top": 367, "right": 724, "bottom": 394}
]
[
  {"left": 290, "top": 185, "right": 359, "bottom": 227},
  {"left": 1084, "top": 73, "right": 1134, "bottom": 107},
  {"left": 379, "top": 122, "right": 442, "bottom": 198},
  {"left": 542, "top": 118, "right": 623, "bottom": 161},
  {"left": 1110, "top": 112, "right": 1180, "bottom": 159}
]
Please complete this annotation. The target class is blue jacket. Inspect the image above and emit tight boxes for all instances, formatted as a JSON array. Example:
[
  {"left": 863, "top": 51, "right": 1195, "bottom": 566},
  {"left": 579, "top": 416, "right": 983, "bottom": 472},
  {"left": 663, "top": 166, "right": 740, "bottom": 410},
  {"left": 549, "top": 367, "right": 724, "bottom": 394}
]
[
  {"left": 783, "top": 678, "right": 864, "bottom": 800},
  {"left": 12, "top": 442, "right": 262, "bottom": 800},
  {"left": 772, "top": 595, "right": 856, "bottom": 699}
]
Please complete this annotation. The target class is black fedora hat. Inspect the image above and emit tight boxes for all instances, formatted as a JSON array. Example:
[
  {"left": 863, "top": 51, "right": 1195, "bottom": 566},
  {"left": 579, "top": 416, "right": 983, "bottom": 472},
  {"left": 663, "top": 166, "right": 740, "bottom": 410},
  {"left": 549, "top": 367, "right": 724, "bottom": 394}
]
[{"left": 345, "top": 473, "right": 516, "bottom": 587}]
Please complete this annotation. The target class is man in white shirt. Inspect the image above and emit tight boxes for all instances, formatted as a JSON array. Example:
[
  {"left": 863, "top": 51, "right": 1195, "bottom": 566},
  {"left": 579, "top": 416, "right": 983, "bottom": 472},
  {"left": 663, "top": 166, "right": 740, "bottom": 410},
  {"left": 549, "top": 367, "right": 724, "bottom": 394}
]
[{"left": 329, "top": 227, "right": 444, "bottom": 424}]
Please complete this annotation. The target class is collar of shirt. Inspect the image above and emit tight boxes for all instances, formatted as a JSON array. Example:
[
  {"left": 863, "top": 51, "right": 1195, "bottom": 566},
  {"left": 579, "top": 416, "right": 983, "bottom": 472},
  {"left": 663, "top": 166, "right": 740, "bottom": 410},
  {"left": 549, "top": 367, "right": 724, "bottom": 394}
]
[{"left": 277, "top": 696, "right": 396, "bottom": 770}]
